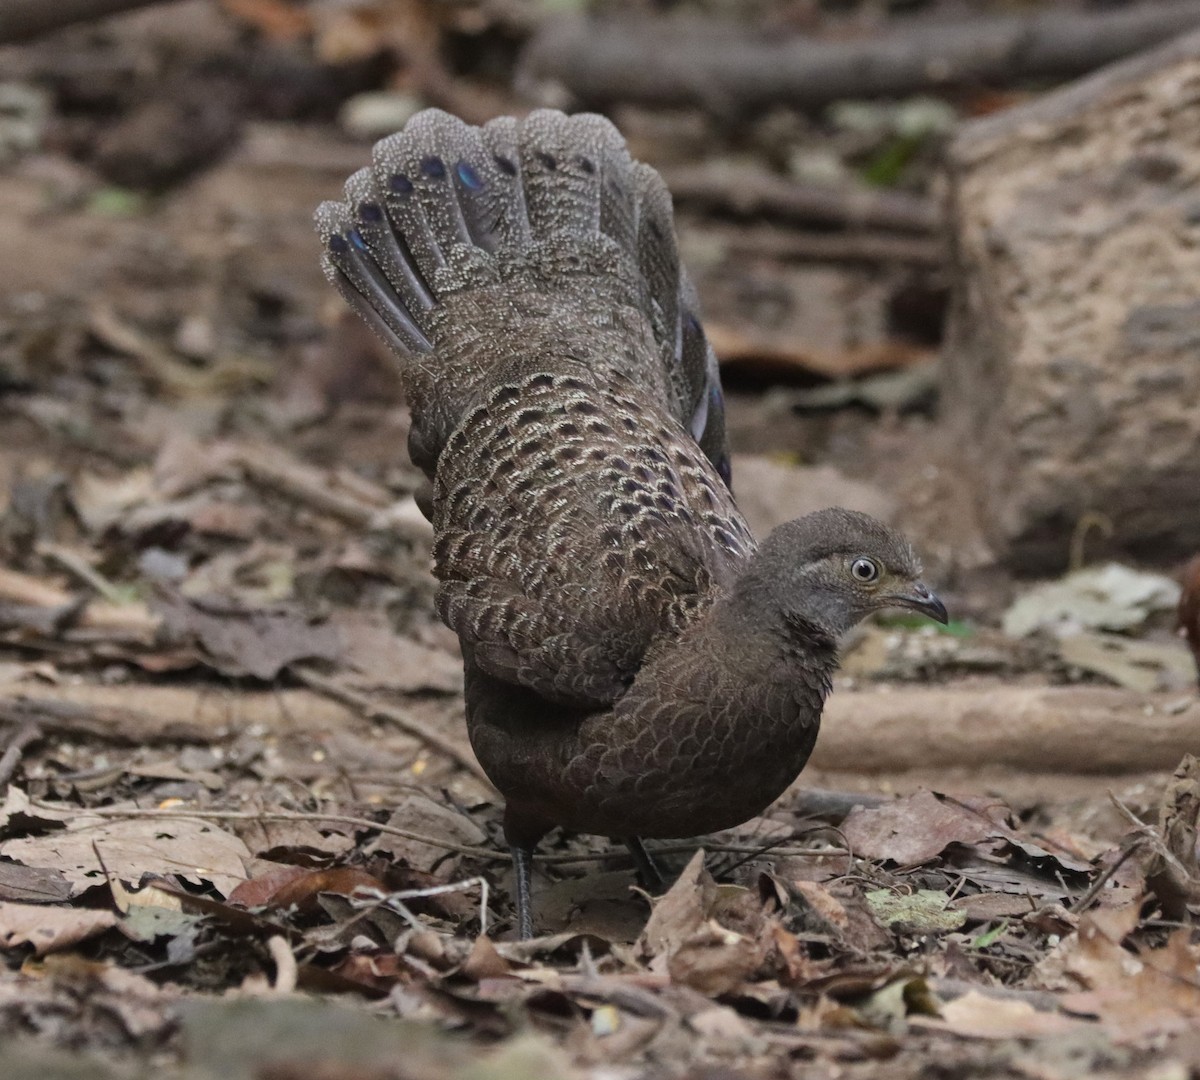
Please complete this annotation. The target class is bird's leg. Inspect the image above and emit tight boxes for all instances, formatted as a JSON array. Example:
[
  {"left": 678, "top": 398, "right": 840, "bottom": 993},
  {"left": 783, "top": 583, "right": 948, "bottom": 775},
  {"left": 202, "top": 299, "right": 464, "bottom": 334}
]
[
  {"left": 510, "top": 844, "right": 535, "bottom": 940},
  {"left": 624, "top": 836, "right": 666, "bottom": 893}
]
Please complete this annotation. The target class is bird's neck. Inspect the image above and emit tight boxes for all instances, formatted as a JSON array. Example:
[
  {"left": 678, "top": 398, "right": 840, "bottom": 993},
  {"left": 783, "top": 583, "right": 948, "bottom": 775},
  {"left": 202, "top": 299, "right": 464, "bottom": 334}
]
[{"left": 707, "top": 569, "right": 841, "bottom": 682}]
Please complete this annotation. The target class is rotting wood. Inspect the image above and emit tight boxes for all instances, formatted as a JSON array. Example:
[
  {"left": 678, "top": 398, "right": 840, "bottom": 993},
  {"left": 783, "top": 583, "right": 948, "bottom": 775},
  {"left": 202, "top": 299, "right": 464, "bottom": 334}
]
[{"left": 521, "top": 2, "right": 1200, "bottom": 114}]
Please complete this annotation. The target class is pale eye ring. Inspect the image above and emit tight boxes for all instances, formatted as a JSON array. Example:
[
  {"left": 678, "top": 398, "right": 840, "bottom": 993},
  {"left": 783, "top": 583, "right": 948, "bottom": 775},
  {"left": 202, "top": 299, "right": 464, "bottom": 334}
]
[{"left": 851, "top": 557, "right": 879, "bottom": 583}]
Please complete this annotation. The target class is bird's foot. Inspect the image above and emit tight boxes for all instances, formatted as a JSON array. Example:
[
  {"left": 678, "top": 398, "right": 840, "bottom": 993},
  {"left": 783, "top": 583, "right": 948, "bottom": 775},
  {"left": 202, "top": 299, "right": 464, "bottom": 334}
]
[{"left": 624, "top": 836, "right": 666, "bottom": 893}]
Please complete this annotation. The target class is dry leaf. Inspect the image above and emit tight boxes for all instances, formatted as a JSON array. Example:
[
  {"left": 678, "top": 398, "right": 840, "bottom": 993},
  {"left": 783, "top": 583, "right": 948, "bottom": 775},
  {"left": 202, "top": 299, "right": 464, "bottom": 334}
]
[
  {"left": 0, "top": 900, "right": 117, "bottom": 955},
  {"left": 921, "top": 989, "right": 1087, "bottom": 1039},
  {"left": 1, "top": 815, "right": 251, "bottom": 897},
  {"left": 158, "top": 594, "right": 342, "bottom": 679},
  {"left": 1039, "top": 903, "right": 1200, "bottom": 1042},
  {"left": 369, "top": 793, "right": 485, "bottom": 872},
  {"left": 842, "top": 791, "right": 1008, "bottom": 864}
]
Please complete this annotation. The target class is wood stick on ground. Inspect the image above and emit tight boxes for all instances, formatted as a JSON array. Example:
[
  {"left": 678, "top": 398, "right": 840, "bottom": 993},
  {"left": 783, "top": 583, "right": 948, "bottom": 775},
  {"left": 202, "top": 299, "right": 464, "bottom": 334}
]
[
  {"left": 0, "top": 722, "right": 41, "bottom": 787},
  {"left": 293, "top": 665, "right": 495, "bottom": 790},
  {"left": 49, "top": 804, "right": 848, "bottom": 864},
  {"left": 0, "top": 696, "right": 217, "bottom": 745},
  {"left": 0, "top": 0, "right": 180, "bottom": 44},
  {"left": 231, "top": 445, "right": 432, "bottom": 542},
  {"left": 521, "top": 3, "right": 1200, "bottom": 114},
  {"left": 815, "top": 685, "right": 1200, "bottom": 773},
  {"left": 0, "top": 565, "right": 159, "bottom": 639},
  {"left": 695, "top": 222, "right": 944, "bottom": 267},
  {"left": 665, "top": 165, "right": 940, "bottom": 234}
]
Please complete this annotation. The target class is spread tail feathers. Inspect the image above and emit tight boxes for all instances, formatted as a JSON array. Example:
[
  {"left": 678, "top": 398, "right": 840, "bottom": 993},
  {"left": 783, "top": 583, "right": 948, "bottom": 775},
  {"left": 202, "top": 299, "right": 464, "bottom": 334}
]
[{"left": 315, "top": 108, "right": 729, "bottom": 483}]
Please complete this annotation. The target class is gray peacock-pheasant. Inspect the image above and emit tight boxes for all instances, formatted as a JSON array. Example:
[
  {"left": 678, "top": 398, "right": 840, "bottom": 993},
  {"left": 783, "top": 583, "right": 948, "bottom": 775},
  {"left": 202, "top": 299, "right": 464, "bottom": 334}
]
[{"left": 316, "top": 109, "right": 947, "bottom": 939}]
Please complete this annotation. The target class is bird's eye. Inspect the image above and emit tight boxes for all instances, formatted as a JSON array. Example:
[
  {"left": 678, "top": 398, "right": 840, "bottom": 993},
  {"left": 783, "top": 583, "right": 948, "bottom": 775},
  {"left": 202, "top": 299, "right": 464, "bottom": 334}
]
[{"left": 850, "top": 557, "right": 879, "bottom": 583}]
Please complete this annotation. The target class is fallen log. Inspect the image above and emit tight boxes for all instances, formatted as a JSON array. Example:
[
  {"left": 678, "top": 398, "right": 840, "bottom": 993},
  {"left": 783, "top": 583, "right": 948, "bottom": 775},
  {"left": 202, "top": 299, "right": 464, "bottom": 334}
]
[
  {"left": 816, "top": 685, "right": 1200, "bottom": 774},
  {"left": 521, "top": 2, "right": 1200, "bottom": 114},
  {"left": 0, "top": 0, "right": 180, "bottom": 44},
  {"left": 663, "top": 164, "right": 939, "bottom": 234}
]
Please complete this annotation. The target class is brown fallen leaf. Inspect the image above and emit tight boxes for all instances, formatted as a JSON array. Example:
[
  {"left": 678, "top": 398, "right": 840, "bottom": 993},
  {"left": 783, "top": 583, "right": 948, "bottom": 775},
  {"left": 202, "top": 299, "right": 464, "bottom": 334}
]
[
  {"left": 0, "top": 862, "right": 72, "bottom": 904},
  {"left": 917, "top": 989, "right": 1088, "bottom": 1040},
  {"left": 333, "top": 614, "right": 464, "bottom": 696},
  {"left": 258, "top": 867, "right": 387, "bottom": 915},
  {"left": 637, "top": 851, "right": 767, "bottom": 996},
  {"left": 0, "top": 814, "right": 251, "bottom": 897},
  {"left": 842, "top": 789, "right": 1091, "bottom": 876},
  {"left": 157, "top": 593, "right": 342, "bottom": 680},
  {"left": 666, "top": 919, "right": 765, "bottom": 997},
  {"left": 368, "top": 793, "right": 485, "bottom": 873},
  {"left": 842, "top": 790, "right": 1009, "bottom": 864},
  {"left": 638, "top": 850, "right": 714, "bottom": 963},
  {"left": 0, "top": 900, "right": 117, "bottom": 956},
  {"left": 1144, "top": 753, "right": 1200, "bottom": 920},
  {"left": 462, "top": 935, "right": 511, "bottom": 981},
  {"left": 1038, "top": 903, "right": 1200, "bottom": 1042},
  {"left": 228, "top": 864, "right": 312, "bottom": 908}
]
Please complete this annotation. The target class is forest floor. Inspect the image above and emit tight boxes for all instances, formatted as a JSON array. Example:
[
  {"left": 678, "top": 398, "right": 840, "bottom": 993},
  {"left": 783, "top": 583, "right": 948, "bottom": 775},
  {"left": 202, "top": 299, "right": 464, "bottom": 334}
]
[{"left": 1, "top": 3, "right": 1199, "bottom": 1078}]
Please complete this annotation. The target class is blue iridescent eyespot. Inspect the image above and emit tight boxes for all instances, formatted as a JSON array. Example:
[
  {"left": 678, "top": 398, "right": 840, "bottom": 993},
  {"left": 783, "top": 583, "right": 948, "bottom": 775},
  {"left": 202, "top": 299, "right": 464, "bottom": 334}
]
[
  {"left": 420, "top": 156, "right": 446, "bottom": 180},
  {"left": 359, "top": 202, "right": 384, "bottom": 222},
  {"left": 349, "top": 229, "right": 367, "bottom": 251},
  {"left": 328, "top": 233, "right": 349, "bottom": 254},
  {"left": 455, "top": 161, "right": 483, "bottom": 190},
  {"left": 389, "top": 173, "right": 414, "bottom": 195}
]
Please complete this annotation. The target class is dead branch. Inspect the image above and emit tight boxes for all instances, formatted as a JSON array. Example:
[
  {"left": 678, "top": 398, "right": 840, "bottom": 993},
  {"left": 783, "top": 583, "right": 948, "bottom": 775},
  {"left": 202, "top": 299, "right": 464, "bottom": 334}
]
[
  {"left": 293, "top": 665, "right": 494, "bottom": 790},
  {"left": 0, "top": 695, "right": 227, "bottom": 745},
  {"left": 664, "top": 165, "right": 939, "bottom": 234},
  {"left": 230, "top": 444, "right": 432, "bottom": 542},
  {"left": 0, "top": 722, "right": 41, "bottom": 787},
  {"left": 694, "top": 221, "right": 944, "bottom": 266},
  {"left": 0, "top": 684, "right": 361, "bottom": 745},
  {"left": 521, "top": 3, "right": 1200, "bottom": 114},
  {"left": 59, "top": 804, "right": 848, "bottom": 864},
  {"left": 0, "top": 0, "right": 180, "bottom": 44},
  {"left": 0, "top": 566, "right": 160, "bottom": 640},
  {"left": 815, "top": 685, "right": 1200, "bottom": 773}
]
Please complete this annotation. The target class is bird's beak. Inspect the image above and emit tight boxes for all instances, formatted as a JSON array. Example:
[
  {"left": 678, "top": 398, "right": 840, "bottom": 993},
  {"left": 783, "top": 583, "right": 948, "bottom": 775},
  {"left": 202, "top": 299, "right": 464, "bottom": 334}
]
[{"left": 889, "top": 581, "right": 949, "bottom": 624}]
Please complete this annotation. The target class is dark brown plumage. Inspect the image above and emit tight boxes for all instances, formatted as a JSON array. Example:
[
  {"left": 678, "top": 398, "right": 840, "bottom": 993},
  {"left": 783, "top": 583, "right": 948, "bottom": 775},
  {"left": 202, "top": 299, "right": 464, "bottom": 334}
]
[{"left": 316, "top": 109, "right": 946, "bottom": 937}]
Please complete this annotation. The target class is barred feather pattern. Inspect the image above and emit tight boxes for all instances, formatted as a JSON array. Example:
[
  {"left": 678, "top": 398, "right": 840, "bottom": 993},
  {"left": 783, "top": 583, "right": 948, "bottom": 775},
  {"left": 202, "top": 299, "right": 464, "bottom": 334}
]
[{"left": 433, "top": 367, "right": 752, "bottom": 709}]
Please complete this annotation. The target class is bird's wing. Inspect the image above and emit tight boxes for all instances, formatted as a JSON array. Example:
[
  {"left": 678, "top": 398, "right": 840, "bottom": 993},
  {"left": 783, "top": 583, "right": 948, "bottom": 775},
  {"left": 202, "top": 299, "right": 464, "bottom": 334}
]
[{"left": 432, "top": 368, "right": 754, "bottom": 709}]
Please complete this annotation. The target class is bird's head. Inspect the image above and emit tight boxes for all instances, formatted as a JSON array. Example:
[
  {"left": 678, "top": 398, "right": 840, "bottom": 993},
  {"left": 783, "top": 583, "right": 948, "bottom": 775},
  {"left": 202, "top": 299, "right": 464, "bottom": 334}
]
[{"left": 748, "top": 508, "right": 947, "bottom": 639}]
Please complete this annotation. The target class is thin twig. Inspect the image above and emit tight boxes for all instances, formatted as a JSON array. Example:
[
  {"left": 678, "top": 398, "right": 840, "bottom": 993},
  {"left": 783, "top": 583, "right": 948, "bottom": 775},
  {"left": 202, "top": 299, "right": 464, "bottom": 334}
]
[
  {"left": 665, "top": 164, "right": 939, "bottom": 234},
  {"left": 293, "top": 666, "right": 494, "bottom": 789},
  {"left": 0, "top": 723, "right": 42, "bottom": 787},
  {"left": 33, "top": 803, "right": 848, "bottom": 865},
  {"left": 36, "top": 803, "right": 506, "bottom": 860},
  {"left": 350, "top": 877, "right": 491, "bottom": 937}
]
